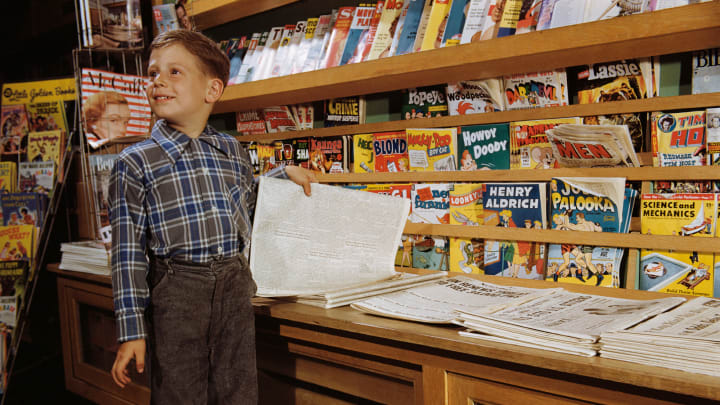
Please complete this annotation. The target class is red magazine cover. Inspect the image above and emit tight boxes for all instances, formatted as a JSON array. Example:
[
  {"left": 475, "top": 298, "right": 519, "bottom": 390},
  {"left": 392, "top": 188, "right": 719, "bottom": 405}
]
[{"left": 319, "top": 7, "right": 356, "bottom": 69}]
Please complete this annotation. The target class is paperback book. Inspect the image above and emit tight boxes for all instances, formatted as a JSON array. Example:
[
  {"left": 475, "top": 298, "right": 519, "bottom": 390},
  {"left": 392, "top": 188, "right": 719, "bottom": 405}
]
[
  {"left": 262, "top": 106, "right": 297, "bottom": 133},
  {"left": 1, "top": 193, "right": 46, "bottom": 231},
  {"left": 27, "top": 130, "right": 64, "bottom": 170}
]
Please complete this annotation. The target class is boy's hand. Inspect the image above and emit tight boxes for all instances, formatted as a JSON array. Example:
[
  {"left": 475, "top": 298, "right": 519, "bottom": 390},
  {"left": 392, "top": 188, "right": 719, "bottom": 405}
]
[
  {"left": 111, "top": 339, "right": 146, "bottom": 388},
  {"left": 285, "top": 166, "right": 317, "bottom": 196}
]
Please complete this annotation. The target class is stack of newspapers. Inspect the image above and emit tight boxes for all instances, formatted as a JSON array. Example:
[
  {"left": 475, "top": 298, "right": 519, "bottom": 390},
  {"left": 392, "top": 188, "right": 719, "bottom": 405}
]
[
  {"left": 600, "top": 297, "right": 720, "bottom": 376},
  {"left": 453, "top": 290, "right": 686, "bottom": 357},
  {"left": 59, "top": 241, "right": 110, "bottom": 275}
]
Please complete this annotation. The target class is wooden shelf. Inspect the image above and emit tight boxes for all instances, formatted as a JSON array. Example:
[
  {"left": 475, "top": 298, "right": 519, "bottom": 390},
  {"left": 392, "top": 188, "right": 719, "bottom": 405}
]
[
  {"left": 188, "top": 0, "right": 301, "bottom": 30},
  {"left": 214, "top": 2, "right": 720, "bottom": 113},
  {"left": 402, "top": 223, "right": 720, "bottom": 253},
  {"left": 316, "top": 165, "right": 720, "bottom": 183},
  {"left": 237, "top": 93, "right": 720, "bottom": 142}
]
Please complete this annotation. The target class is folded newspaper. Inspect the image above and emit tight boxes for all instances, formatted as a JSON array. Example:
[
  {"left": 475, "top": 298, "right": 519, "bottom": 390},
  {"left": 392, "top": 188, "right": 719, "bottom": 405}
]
[
  {"left": 454, "top": 289, "right": 685, "bottom": 357},
  {"left": 351, "top": 276, "right": 561, "bottom": 323},
  {"left": 546, "top": 124, "right": 640, "bottom": 168},
  {"left": 600, "top": 297, "right": 720, "bottom": 376},
  {"left": 250, "top": 177, "right": 418, "bottom": 299}
]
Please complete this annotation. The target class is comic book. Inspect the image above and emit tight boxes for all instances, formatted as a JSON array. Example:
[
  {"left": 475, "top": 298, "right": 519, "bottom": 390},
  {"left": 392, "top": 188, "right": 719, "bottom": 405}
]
[
  {"left": 255, "top": 143, "right": 277, "bottom": 175},
  {"left": 395, "top": 0, "right": 428, "bottom": 55},
  {"left": 353, "top": 134, "right": 375, "bottom": 173},
  {"left": 235, "top": 110, "right": 267, "bottom": 135},
  {"left": 341, "top": 4, "right": 376, "bottom": 65},
  {"left": 0, "top": 261, "right": 28, "bottom": 298},
  {"left": 482, "top": 182, "right": 547, "bottom": 279},
  {"left": 545, "top": 124, "right": 641, "bottom": 168},
  {"left": 640, "top": 193, "right": 717, "bottom": 297},
  {"left": 509, "top": 117, "right": 581, "bottom": 169},
  {"left": 309, "top": 136, "right": 346, "bottom": 174},
  {"left": 27, "top": 130, "right": 64, "bottom": 169},
  {"left": 545, "top": 177, "right": 630, "bottom": 288},
  {"left": 457, "top": 123, "right": 510, "bottom": 170},
  {"left": 152, "top": 3, "right": 179, "bottom": 34},
  {"left": 262, "top": 106, "right": 297, "bottom": 133},
  {"left": 365, "top": 183, "right": 413, "bottom": 266},
  {"left": 0, "top": 105, "right": 29, "bottom": 155},
  {"left": 374, "top": 131, "right": 409, "bottom": 172},
  {"left": 651, "top": 110, "right": 706, "bottom": 167},
  {"left": 411, "top": 183, "right": 451, "bottom": 271},
  {"left": 448, "top": 183, "right": 484, "bottom": 274},
  {"left": 269, "top": 24, "right": 296, "bottom": 78},
  {"left": 0, "top": 225, "right": 35, "bottom": 263},
  {"left": 272, "top": 141, "right": 294, "bottom": 169},
  {"left": 89, "top": 154, "right": 117, "bottom": 249},
  {"left": 18, "top": 161, "right": 54, "bottom": 195},
  {"left": 406, "top": 127, "right": 457, "bottom": 171},
  {"left": 291, "top": 138, "right": 311, "bottom": 169},
  {"left": 80, "top": 68, "right": 151, "bottom": 148},
  {"left": 446, "top": 79, "right": 504, "bottom": 115},
  {"left": 402, "top": 85, "right": 449, "bottom": 119},
  {"left": 1, "top": 193, "right": 46, "bottom": 232},
  {"left": 25, "top": 100, "right": 68, "bottom": 135},
  {"left": 692, "top": 48, "right": 720, "bottom": 95},
  {"left": 320, "top": 7, "right": 355, "bottom": 69},
  {"left": 503, "top": 69, "right": 569, "bottom": 110},
  {"left": 459, "top": 0, "right": 490, "bottom": 43},
  {"left": 707, "top": 107, "right": 720, "bottom": 165},
  {"left": 495, "top": 0, "right": 525, "bottom": 38},
  {"left": 515, "top": 0, "right": 542, "bottom": 34},
  {"left": 568, "top": 58, "right": 654, "bottom": 104},
  {"left": 366, "top": 0, "right": 406, "bottom": 60},
  {"left": 324, "top": 97, "right": 365, "bottom": 127},
  {"left": 441, "top": 0, "right": 470, "bottom": 47},
  {"left": 419, "top": 0, "right": 451, "bottom": 51},
  {"left": 0, "top": 163, "right": 16, "bottom": 194},
  {"left": 303, "top": 14, "right": 334, "bottom": 71}
]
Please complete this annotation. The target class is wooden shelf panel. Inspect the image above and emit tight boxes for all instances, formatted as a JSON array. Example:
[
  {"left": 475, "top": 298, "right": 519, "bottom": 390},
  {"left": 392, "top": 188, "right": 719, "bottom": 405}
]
[
  {"left": 215, "top": 2, "right": 720, "bottom": 113},
  {"left": 237, "top": 93, "right": 720, "bottom": 143},
  {"left": 189, "top": 0, "right": 300, "bottom": 30},
  {"left": 316, "top": 165, "right": 720, "bottom": 182},
  {"left": 402, "top": 223, "right": 720, "bottom": 252}
]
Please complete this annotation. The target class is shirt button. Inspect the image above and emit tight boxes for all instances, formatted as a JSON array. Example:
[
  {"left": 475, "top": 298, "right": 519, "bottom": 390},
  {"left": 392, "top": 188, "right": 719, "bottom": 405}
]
[
  {"left": 217, "top": 246, "right": 223, "bottom": 253},
  {"left": 210, "top": 205, "right": 218, "bottom": 212},
  {"left": 202, "top": 167, "right": 209, "bottom": 175}
]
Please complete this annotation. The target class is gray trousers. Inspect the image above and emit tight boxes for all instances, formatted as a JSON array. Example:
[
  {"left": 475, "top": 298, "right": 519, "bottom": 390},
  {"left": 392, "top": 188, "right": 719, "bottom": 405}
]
[{"left": 147, "top": 255, "right": 258, "bottom": 405}]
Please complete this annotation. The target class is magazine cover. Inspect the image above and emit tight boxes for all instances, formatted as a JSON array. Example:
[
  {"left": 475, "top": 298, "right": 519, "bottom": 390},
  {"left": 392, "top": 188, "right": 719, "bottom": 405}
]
[
  {"left": 545, "top": 124, "right": 641, "bottom": 168},
  {"left": 81, "top": 68, "right": 151, "bottom": 148},
  {"left": 268, "top": 24, "right": 297, "bottom": 78},
  {"left": 651, "top": 110, "right": 706, "bottom": 167},
  {"left": 366, "top": 1, "right": 406, "bottom": 60},
  {"left": 441, "top": 0, "right": 470, "bottom": 47},
  {"left": 290, "top": 19, "right": 315, "bottom": 74},
  {"left": 0, "top": 261, "right": 28, "bottom": 298},
  {"left": 406, "top": 127, "right": 457, "bottom": 171},
  {"left": 420, "top": 0, "right": 452, "bottom": 50},
  {"left": 402, "top": 85, "right": 449, "bottom": 119},
  {"left": 309, "top": 136, "right": 346, "bottom": 173},
  {"left": 0, "top": 225, "right": 35, "bottom": 263},
  {"left": 583, "top": 0, "right": 649, "bottom": 22},
  {"left": 82, "top": 0, "right": 143, "bottom": 49},
  {"left": 459, "top": 0, "right": 491, "bottom": 44},
  {"left": 495, "top": 0, "right": 525, "bottom": 38},
  {"left": 448, "top": 183, "right": 484, "bottom": 274},
  {"left": 477, "top": 0, "right": 509, "bottom": 40},
  {"left": 18, "top": 161, "right": 54, "bottom": 195},
  {"left": 303, "top": 14, "right": 333, "bottom": 71},
  {"left": 262, "top": 106, "right": 297, "bottom": 133},
  {"left": 447, "top": 79, "right": 504, "bottom": 115},
  {"left": 583, "top": 112, "right": 645, "bottom": 151},
  {"left": 515, "top": 0, "right": 542, "bottom": 34},
  {"left": 457, "top": 123, "right": 510, "bottom": 170},
  {"left": 236, "top": 110, "right": 267, "bottom": 135},
  {"left": 503, "top": 69, "right": 569, "bottom": 110},
  {"left": 340, "top": 4, "right": 376, "bottom": 65},
  {"left": 568, "top": 58, "right": 654, "bottom": 104},
  {"left": 365, "top": 183, "right": 413, "bottom": 266},
  {"left": 707, "top": 107, "right": 720, "bottom": 165},
  {"left": 353, "top": 134, "right": 375, "bottom": 173},
  {"left": 324, "top": 97, "right": 365, "bottom": 127},
  {"left": 374, "top": 131, "right": 409, "bottom": 172},
  {"left": 25, "top": 100, "right": 68, "bottom": 135},
  {"left": 482, "top": 182, "right": 547, "bottom": 279},
  {"left": 152, "top": 3, "right": 179, "bottom": 34},
  {"left": 640, "top": 193, "right": 716, "bottom": 297},
  {"left": 692, "top": 48, "right": 720, "bottom": 94},
  {"left": 291, "top": 138, "right": 311, "bottom": 169},
  {"left": 1, "top": 105, "right": 29, "bottom": 155},
  {"left": 320, "top": 7, "right": 356, "bottom": 68},
  {"left": 395, "top": 0, "right": 427, "bottom": 55},
  {"left": 509, "top": 118, "right": 580, "bottom": 169},
  {"left": 232, "top": 32, "right": 261, "bottom": 84},
  {"left": 89, "top": 154, "right": 118, "bottom": 249},
  {"left": 545, "top": 177, "right": 628, "bottom": 288},
  {"left": 1, "top": 193, "right": 45, "bottom": 231},
  {"left": 0, "top": 162, "right": 15, "bottom": 194},
  {"left": 411, "top": 183, "right": 451, "bottom": 271}
]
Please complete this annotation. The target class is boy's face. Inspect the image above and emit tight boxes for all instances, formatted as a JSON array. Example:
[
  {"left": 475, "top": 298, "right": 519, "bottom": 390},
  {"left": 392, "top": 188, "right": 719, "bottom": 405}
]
[{"left": 146, "top": 43, "right": 222, "bottom": 134}]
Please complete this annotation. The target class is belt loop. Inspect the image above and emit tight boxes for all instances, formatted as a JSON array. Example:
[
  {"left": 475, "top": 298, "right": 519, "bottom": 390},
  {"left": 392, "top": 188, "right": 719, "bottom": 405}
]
[{"left": 164, "top": 257, "right": 174, "bottom": 275}]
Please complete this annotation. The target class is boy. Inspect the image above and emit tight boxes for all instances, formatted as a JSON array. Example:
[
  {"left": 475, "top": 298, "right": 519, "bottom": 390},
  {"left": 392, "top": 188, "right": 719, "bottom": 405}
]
[{"left": 109, "top": 30, "right": 315, "bottom": 404}]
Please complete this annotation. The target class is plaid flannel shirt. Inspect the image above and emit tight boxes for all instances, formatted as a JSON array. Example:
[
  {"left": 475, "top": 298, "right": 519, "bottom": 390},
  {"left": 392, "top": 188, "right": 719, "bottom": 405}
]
[{"left": 109, "top": 120, "right": 286, "bottom": 342}]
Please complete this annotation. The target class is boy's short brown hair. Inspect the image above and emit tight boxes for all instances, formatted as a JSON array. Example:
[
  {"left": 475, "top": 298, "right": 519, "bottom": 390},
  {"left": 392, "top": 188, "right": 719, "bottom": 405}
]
[{"left": 149, "top": 30, "right": 230, "bottom": 86}]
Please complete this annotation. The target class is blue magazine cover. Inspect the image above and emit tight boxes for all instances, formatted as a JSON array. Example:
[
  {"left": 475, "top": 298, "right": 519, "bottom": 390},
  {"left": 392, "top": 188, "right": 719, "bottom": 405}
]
[
  {"left": 441, "top": 0, "right": 470, "bottom": 47},
  {"left": 395, "top": 0, "right": 428, "bottom": 56}
]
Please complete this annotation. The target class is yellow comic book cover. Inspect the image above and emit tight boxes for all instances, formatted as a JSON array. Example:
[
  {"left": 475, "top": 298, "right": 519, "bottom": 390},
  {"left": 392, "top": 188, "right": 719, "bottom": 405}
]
[
  {"left": 27, "top": 130, "right": 64, "bottom": 169},
  {"left": 25, "top": 100, "right": 68, "bottom": 135},
  {"left": 0, "top": 225, "right": 35, "bottom": 263},
  {"left": 640, "top": 193, "right": 716, "bottom": 297},
  {"left": 509, "top": 118, "right": 580, "bottom": 169},
  {"left": 448, "top": 183, "right": 483, "bottom": 274},
  {"left": 420, "top": 0, "right": 452, "bottom": 51},
  {"left": 406, "top": 127, "right": 457, "bottom": 171},
  {"left": 0, "top": 162, "right": 15, "bottom": 194},
  {"left": 651, "top": 110, "right": 706, "bottom": 167},
  {"left": 353, "top": 133, "right": 375, "bottom": 173}
]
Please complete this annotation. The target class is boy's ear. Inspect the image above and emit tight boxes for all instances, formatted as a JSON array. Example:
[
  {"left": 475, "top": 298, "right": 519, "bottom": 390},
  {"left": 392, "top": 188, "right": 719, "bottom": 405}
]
[{"left": 205, "top": 78, "right": 224, "bottom": 103}]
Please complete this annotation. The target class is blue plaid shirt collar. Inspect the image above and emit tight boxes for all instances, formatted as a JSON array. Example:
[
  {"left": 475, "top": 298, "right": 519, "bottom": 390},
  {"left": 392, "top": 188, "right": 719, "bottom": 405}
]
[{"left": 151, "top": 119, "right": 231, "bottom": 164}]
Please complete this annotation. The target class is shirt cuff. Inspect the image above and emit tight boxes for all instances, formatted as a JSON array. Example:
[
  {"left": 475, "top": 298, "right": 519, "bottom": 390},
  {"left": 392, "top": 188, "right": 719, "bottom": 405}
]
[
  {"left": 116, "top": 310, "right": 147, "bottom": 343},
  {"left": 265, "top": 165, "right": 289, "bottom": 180}
]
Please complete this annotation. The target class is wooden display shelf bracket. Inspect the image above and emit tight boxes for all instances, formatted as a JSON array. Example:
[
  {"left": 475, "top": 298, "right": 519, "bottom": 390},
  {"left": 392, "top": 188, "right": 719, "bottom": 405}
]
[
  {"left": 189, "top": 0, "right": 301, "bottom": 30},
  {"left": 236, "top": 93, "right": 720, "bottom": 143},
  {"left": 402, "top": 223, "right": 720, "bottom": 253},
  {"left": 214, "top": 2, "right": 720, "bottom": 113}
]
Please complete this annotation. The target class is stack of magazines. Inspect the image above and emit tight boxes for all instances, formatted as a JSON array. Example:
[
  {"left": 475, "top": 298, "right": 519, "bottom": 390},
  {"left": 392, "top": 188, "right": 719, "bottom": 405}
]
[
  {"left": 59, "top": 241, "right": 110, "bottom": 275},
  {"left": 600, "top": 297, "right": 720, "bottom": 376},
  {"left": 453, "top": 290, "right": 686, "bottom": 357}
]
